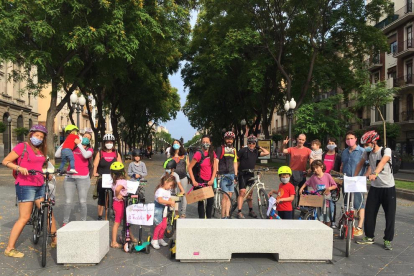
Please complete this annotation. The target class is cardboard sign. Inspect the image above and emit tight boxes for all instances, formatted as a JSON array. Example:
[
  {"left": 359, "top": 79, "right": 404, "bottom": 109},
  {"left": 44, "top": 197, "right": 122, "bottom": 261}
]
[
  {"left": 102, "top": 174, "right": 113, "bottom": 188},
  {"left": 126, "top": 203, "right": 155, "bottom": 225},
  {"left": 344, "top": 176, "right": 368, "bottom": 193},
  {"left": 299, "top": 194, "right": 324, "bottom": 208},
  {"left": 185, "top": 186, "right": 214, "bottom": 205}
]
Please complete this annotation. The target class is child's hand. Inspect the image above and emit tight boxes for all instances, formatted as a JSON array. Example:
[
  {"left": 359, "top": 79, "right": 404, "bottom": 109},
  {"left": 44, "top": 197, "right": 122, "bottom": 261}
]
[
  {"left": 299, "top": 188, "right": 304, "bottom": 194},
  {"left": 117, "top": 194, "right": 123, "bottom": 200},
  {"left": 268, "top": 192, "right": 273, "bottom": 198},
  {"left": 135, "top": 174, "right": 140, "bottom": 179},
  {"left": 74, "top": 138, "right": 81, "bottom": 144},
  {"left": 169, "top": 200, "right": 175, "bottom": 207},
  {"left": 324, "top": 189, "right": 330, "bottom": 195},
  {"left": 276, "top": 199, "right": 282, "bottom": 204}
]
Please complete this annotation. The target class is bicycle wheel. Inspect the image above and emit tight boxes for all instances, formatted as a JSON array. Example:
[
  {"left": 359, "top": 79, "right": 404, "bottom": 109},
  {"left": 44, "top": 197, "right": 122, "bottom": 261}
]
[
  {"left": 303, "top": 211, "right": 314, "bottom": 220},
  {"left": 41, "top": 207, "right": 48, "bottom": 267},
  {"left": 346, "top": 220, "right": 352, "bottom": 257},
  {"left": 229, "top": 188, "right": 239, "bottom": 217},
  {"left": 339, "top": 219, "right": 345, "bottom": 239},
  {"left": 32, "top": 208, "right": 40, "bottom": 244},
  {"left": 257, "top": 188, "right": 269, "bottom": 219},
  {"left": 213, "top": 190, "right": 232, "bottom": 218},
  {"left": 164, "top": 214, "right": 175, "bottom": 238}
]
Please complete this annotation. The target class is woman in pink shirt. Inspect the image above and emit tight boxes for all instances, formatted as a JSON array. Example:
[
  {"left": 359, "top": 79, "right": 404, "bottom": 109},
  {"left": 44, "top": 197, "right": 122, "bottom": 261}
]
[
  {"left": 322, "top": 137, "right": 341, "bottom": 174},
  {"left": 2, "top": 125, "right": 57, "bottom": 258}
]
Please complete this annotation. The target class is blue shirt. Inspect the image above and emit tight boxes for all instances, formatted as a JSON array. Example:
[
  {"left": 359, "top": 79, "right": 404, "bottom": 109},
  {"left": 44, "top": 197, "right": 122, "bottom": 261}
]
[{"left": 341, "top": 145, "right": 365, "bottom": 176}]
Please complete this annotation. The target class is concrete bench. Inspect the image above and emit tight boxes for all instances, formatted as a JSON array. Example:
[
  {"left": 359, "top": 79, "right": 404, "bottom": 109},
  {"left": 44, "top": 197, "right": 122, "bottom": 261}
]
[
  {"left": 175, "top": 219, "right": 332, "bottom": 262},
  {"left": 57, "top": 221, "right": 109, "bottom": 264}
]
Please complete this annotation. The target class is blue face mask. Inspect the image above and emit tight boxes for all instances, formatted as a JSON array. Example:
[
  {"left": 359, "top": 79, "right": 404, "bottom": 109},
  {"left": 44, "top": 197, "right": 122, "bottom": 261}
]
[
  {"left": 173, "top": 144, "right": 180, "bottom": 150},
  {"left": 81, "top": 137, "right": 90, "bottom": 145},
  {"left": 30, "top": 137, "right": 43, "bottom": 146},
  {"left": 365, "top": 146, "right": 373, "bottom": 152}
]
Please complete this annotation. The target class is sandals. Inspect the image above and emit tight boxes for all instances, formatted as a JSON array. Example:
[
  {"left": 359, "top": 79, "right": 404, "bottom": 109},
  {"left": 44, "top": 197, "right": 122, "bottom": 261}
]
[
  {"left": 4, "top": 249, "right": 24, "bottom": 258},
  {"left": 111, "top": 243, "right": 123, "bottom": 249},
  {"left": 180, "top": 214, "right": 186, "bottom": 219},
  {"left": 50, "top": 232, "right": 57, "bottom": 248}
]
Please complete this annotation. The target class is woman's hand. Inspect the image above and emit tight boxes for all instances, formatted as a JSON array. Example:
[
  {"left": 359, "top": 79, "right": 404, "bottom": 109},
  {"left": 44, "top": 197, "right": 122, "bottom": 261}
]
[
  {"left": 207, "top": 179, "right": 214, "bottom": 186},
  {"left": 116, "top": 194, "right": 123, "bottom": 200},
  {"left": 48, "top": 175, "right": 53, "bottom": 181},
  {"left": 18, "top": 167, "right": 29, "bottom": 176},
  {"left": 192, "top": 180, "right": 199, "bottom": 187},
  {"left": 94, "top": 172, "right": 99, "bottom": 177},
  {"left": 283, "top": 136, "right": 290, "bottom": 145}
]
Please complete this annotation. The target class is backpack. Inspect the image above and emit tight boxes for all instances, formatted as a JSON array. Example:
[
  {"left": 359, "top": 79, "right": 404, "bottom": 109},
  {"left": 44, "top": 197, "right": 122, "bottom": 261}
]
[
  {"left": 367, "top": 147, "right": 399, "bottom": 174},
  {"left": 191, "top": 150, "right": 211, "bottom": 180},
  {"left": 12, "top": 142, "right": 28, "bottom": 179}
]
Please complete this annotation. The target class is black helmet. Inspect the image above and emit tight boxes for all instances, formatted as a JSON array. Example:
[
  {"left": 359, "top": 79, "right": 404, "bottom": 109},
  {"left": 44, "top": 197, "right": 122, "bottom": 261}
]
[
  {"left": 163, "top": 158, "right": 177, "bottom": 169},
  {"left": 132, "top": 149, "right": 141, "bottom": 157}
]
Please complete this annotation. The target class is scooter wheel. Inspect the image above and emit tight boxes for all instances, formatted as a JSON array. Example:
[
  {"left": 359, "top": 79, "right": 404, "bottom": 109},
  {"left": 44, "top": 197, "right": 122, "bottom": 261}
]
[
  {"left": 124, "top": 242, "right": 129, "bottom": 253},
  {"left": 169, "top": 240, "right": 176, "bottom": 259},
  {"left": 145, "top": 244, "right": 150, "bottom": 254}
]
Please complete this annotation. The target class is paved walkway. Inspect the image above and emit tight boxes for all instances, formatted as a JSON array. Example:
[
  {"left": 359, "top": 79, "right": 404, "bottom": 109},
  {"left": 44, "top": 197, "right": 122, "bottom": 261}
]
[{"left": 0, "top": 153, "right": 413, "bottom": 275}]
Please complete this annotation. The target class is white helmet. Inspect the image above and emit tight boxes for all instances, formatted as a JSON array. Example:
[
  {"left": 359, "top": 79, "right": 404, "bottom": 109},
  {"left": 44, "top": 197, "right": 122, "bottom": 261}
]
[{"left": 103, "top": 133, "right": 115, "bottom": 141}]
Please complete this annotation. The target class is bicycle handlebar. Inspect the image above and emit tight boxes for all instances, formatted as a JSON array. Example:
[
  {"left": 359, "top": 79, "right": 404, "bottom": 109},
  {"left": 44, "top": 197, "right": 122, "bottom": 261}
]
[
  {"left": 241, "top": 167, "right": 269, "bottom": 173},
  {"left": 28, "top": 169, "right": 61, "bottom": 176},
  {"left": 302, "top": 189, "right": 326, "bottom": 195}
]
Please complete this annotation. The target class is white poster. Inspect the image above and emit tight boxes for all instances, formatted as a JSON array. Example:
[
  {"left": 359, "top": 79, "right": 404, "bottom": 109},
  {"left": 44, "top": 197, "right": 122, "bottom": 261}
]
[
  {"left": 267, "top": 196, "right": 276, "bottom": 216},
  {"left": 344, "top": 176, "right": 368, "bottom": 193},
  {"left": 102, "top": 174, "right": 113, "bottom": 188},
  {"left": 126, "top": 203, "right": 155, "bottom": 226},
  {"left": 127, "top": 181, "right": 140, "bottom": 194}
]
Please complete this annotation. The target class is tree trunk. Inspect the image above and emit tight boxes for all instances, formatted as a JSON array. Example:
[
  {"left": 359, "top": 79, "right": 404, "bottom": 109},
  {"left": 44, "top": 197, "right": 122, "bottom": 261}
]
[
  {"left": 46, "top": 80, "right": 59, "bottom": 163},
  {"left": 377, "top": 106, "right": 387, "bottom": 147}
]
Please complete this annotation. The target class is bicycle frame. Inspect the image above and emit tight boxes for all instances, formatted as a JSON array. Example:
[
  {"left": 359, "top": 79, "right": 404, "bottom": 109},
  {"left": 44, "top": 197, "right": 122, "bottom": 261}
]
[{"left": 240, "top": 172, "right": 266, "bottom": 202}]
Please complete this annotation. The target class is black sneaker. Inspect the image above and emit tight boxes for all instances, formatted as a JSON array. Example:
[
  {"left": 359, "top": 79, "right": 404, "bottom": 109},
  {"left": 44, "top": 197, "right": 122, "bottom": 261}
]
[
  {"left": 248, "top": 211, "right": 257, "bottom": 218},
  {"left": 97, "top": 216, "right": 103, "bottom": 221}
]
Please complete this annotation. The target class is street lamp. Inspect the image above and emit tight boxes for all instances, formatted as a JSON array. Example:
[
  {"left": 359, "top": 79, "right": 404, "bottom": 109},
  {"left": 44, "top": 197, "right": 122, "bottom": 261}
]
[
  {"left": 7, "top": 116, "right": 12, "bottom": 153},
  {"left": 240, "top": 119, "right": 247, "bottom": 149},
  {"left": 284, "top": 98, "right": 296, "bottom": 165},
  {"left": 70, "top": 92, "right": 86, "bottom": 126}
]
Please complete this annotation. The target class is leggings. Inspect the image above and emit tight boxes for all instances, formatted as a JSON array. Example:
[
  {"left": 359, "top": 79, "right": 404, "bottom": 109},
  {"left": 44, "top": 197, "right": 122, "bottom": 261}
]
[
  {"left": 153, "top": 217, "right": 167, "bottom": 240},
  {"left": 63, "top": 177, "right": 91, "bottom": 224}
]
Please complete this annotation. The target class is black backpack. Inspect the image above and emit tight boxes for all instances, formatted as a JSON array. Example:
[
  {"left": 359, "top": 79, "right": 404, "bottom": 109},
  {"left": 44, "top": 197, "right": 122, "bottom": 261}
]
[
  {"left": 367, "top": 147, "right": 399, "bottom": 174},
  {"left": 191, "top": 150, "right": 211, "bottom": 179}
]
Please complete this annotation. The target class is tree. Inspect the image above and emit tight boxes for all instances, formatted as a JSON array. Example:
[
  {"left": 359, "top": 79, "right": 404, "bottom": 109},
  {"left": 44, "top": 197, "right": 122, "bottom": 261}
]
[
  {"left": 184, "top": 134, "right": 202, "bottom": 148},
  {"left": 355, "top": 81, "right": 399, "bottom": 147},
  {"left": 0, "top": 122, "right": 6, "bottom": 134}
]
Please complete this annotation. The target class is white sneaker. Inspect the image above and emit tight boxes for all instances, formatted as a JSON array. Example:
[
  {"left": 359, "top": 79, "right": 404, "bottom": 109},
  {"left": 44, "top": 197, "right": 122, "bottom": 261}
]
[
  {"left": 68, "top": 169, "right": 78, "bottom": 174},
  {"left": 158, "top": 239, "right": 168, "bottom": 247},
  {"left": 151, "top": 240, "right": 160, "bottom": 249}
]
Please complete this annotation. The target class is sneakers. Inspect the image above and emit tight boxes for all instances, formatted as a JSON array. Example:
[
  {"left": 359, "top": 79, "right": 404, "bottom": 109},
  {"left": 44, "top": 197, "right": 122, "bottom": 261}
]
[
  {"left": 151, "top": 240, "right": 160, "bottom": 249},
  {"left": 68, "top": 169, "right": 78, "bottom": 174},
  {"left": 4, "top": 249, "right": 24, "bottom": 258},
  {"left": 158, "top": 239, "right": 168, "bottom": 247},
  {"left": 356, "top": 237, "right": 375, "bottom": 244},
  {"left": 384, "top": 240, "right": 393, "bottom": 250},
  {"left": 97, "top": 216, "right": 102, "bottom": 221},
  {"left": 353, "top": 227, "right": 363, "bottom": 237},
  {"left": 331, "top": 223, "right": 337, "bottom": 229},
  {"left": 237, "top": 212, "right": 245, "bottom": 219},
  {"left": 248, "top": 211, "right": 257, "bottom": 218}
]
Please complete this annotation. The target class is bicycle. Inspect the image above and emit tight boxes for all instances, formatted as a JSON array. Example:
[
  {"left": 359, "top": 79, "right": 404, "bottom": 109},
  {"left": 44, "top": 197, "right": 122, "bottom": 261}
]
[
  {"left": 297, "top": 189, "right": 327, "bottom": 221},
  {"left": 230, "top": 168, "right": 269, "bottom": 219},
  {"left": 164, "top": 193, "right": 183, "bottom": 238},
  {"left": 28, "top": 168, "right": 60, "bottom": 267},
  {"left": 212, "top": 175, "right": 234, "bottom": 218}
]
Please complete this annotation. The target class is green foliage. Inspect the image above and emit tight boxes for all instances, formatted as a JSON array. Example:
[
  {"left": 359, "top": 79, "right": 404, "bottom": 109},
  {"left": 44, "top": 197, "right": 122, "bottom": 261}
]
[
  {"left": 375, "top": 122, "right": 401, "bottom": 141},
  {"left": 14, "top": 127, "right": 29, "bottom": 137},
  {"left": 184, "top": 134, "right": 202, "bottom": 148},
  {"left": 0, "top": 122, "right": 6, "bottom": 133},
  {"left": 155, "top": 131, "right": 174, "bottom": 146},
  {"left": 271, "top": 134, "right": 283, "bottom": 143}
]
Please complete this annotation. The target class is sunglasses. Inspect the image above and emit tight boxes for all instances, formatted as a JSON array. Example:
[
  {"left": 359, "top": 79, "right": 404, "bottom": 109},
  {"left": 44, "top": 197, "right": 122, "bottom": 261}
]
[{"left": 248, "top": 142, "right": 256, "bottom": 145}]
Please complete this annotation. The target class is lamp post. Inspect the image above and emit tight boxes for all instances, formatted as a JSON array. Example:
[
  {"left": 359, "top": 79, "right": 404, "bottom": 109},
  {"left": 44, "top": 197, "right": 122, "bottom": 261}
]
[
  {"left": 240, "top": 119, "right": 247, "bottom": 149},
  {"left": 119, "top": 116, "right": 126, "bottom": 160},
  {"left": 7, "top": 116, "right": 12, "bottom": 153},
  {"left": 284, "top": 98, "right": 296, "bottom": 165},
  {"left": 70, "top": 93, "right": 86, "bottom": 126}
]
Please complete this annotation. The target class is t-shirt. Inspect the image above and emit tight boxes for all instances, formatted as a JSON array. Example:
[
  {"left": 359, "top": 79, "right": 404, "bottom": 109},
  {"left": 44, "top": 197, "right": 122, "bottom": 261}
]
[
  {"left": 13, "top": 142, "right": 46, "bottom": 186},
  {"left": 101, "top": 150, "right": 117, "bottom": 162},
  {"left": 155, "top": 187, "right": 171, "bottom": 203},
  {"left": 341, "top": 145, "right": 364, "bottom": 177},
  {"left": 160, "top": 172, "right": 181, "bottom": 186},
  {"left": 287, "top": 147, "right": 311, "bottom": 171},
  {"left": 362, "top": 147, "right": 395, "bottom": 188},
  {"left": 193, "top": 150, "right": 217, "bottom": 181},
  {"left": 323, "top": 153, "right": 335, "bottom": 173},
  {"left": 276, "top": 182, "right": 295, "bottom": 211},
  {"left": 62, "top": 134, "right": 79, "bottom": 150},
  {"left": 237, "top": 147, "right": 260, "bottom": 171},
  {"left": 112, "top": 179, "right": 128, "bottom": 202},
  {"left": 305, "top": 173, "right": 337, "bottom": 207},
  {"left": 68, "top": 147, "right": 93, "bottom": 176},
  {"left": 310, "top": 149, "right": 323, "bottom": 161}
]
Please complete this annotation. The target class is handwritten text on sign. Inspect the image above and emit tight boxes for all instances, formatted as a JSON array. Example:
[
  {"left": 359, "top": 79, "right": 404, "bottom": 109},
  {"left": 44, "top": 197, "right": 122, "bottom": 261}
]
[{"left": 126, "top": 203, "right": 154, "bottom": 226}]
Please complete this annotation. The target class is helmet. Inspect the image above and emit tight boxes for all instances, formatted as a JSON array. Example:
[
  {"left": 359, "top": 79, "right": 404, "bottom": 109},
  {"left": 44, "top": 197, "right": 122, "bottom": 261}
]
[
  {"left": 163, "top": 158, "right": 177, "bottom": 169},
  {"left": 30, "top": 125, "right": 48, "bottom": 135},
  {"left": 65, "top": 125, "right": 79, "bottom": 132},
  {"left": 132, "top": 149, "right": 141, "bottom": 157},
  {"left": 224, "top": 131, "right": 235, "bottom": 139},
  {"left": 103, "top": 133, "right": 116, "bottom": 141},
  {"left": 84, "top": 127, "right": 93, "bottom": 134},
  {"left": 110, "top": 161, "right": 125, "bottom": 172},
  {"left": 360, "top": 130, "right": 380, "bottom": 144},
  {"left": 247, "top": 135, "right": 258, "bottom": 143},
  {"left": 278, "top": 166, "right": 292, "bottom": 176}
]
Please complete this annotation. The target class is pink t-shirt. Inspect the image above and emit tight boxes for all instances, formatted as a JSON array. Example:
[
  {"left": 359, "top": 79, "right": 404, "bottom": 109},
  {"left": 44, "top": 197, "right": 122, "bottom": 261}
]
[
  {"left": 305, "top": 173, "right": 337, "bottom": 207},
  {"left": 102, "top": 151, "right": 117, "bottom": 162},
  {"left": 68, "top": 147, "right": 93, "bottom": 176},
  {"left": 323, "top": 154, "right": 335, "bottom": 173},
  {"left": 13, "top": 142, "right": 46, "bottom": 186},
  {"left": 112, "top": 179, "right": 127, "bottom": 202},
  {"left": 193, "top": 150, "right": 217, "bottom": 181}
]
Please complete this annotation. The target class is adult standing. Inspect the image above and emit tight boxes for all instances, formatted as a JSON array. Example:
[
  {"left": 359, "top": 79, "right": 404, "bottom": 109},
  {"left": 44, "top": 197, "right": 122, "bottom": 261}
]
[
  {"left": 216, "top": 131, "right": 238, "bottom": 219},
  {"left": 188, "top": 135, "right": 218, "bottom": 219},
  {"left": 237, "top": 135, "right": 269, "bottom": 219},
  {"left": 340, "top": 130, "right": 365, "bottom": 236},
  {"left": 355, "top": 131, "right": 396, "bottom": 250},
  {"left": 2, "top": 125, "right": 57, "bottom": 258},
  {"left": 322, "top": 137, "right": 341, "bottom": 174},
  {"left": 170, "top": 139, "right": 190, "bottom": 218},
  {"left": 56, "top": 131, "right": 93, "bottom": 225},
  {"left": 93, "top": 133, "right": 122, "bottom": 220}
]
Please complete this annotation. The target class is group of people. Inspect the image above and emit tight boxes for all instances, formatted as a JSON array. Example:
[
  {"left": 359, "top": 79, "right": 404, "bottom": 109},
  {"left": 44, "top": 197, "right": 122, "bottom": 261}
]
[{"left": 2, "top": 124, "right": 397, "bottom": 258}]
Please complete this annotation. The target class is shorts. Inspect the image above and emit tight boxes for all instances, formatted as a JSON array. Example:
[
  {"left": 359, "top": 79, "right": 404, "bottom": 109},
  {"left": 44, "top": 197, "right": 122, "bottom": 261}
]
[
  {"left": 238, "top": 172, "right": 254, "bottom": 190},
  {"left": 220, "top": 174, "right": 235, "bottom": 193},
  {"left": 15, "top": 184, "right": 45, "bottom": 203},
  {"left": 344, "top": 192, "right": 365, "bottom": 210},
  {"left": 113, "top": 200, "right": 124, "bottom": 223}
]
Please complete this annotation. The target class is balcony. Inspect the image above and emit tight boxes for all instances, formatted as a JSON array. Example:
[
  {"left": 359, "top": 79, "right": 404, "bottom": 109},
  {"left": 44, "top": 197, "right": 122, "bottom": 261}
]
[
  {"left": 375, "top": 4, "right": 414, "bottom": 33},
  {"left": 393, "top": 39, "right": 414, "bottom": 58},
  {"left": 395, "top": 74, "right": 414, "bottom": 88},
  {"left": 365, "top": 55, "right": 382, "bottom": 71},
  {"left": 401, "top": 110, "right": 414, "bottom": 122}
]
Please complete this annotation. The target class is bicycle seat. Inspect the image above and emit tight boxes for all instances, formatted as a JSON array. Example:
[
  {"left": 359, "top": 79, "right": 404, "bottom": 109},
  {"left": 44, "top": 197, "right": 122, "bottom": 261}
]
[
  {"left": 140, "top": 180, "right": 148, "bottom": 183},
  {"left": 247, "top": 177, "right": 257, "bottom": 183}
]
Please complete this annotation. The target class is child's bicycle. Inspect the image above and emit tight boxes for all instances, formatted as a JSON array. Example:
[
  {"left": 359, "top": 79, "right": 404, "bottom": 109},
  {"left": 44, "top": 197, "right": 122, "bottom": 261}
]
[
  {"left": 267, "top": 196, "right": 281, "bottom": 219},
  {"left": 166, "top": 194, "right": 184, "bottom": 259},
  {"left": 329, "top": 170, "right": 344, "bottom": 227},
  {"left": 298, "top": 188, "right": 329, "bottom": 221}
]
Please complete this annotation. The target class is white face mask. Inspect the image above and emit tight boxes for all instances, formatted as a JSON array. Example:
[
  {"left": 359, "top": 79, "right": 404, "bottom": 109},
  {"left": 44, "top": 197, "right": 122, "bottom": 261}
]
[
  {"left": 280, "top": 177, "right": 290, "bottom": 184},
  {"left": 105, "top": 143, "right": 114, "bottom": 150}
]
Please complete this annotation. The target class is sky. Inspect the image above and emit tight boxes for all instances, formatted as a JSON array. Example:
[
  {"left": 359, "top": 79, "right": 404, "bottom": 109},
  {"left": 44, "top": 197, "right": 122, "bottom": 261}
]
[{"left": 163, "top": 11, "right": 198, "bottom": 143}]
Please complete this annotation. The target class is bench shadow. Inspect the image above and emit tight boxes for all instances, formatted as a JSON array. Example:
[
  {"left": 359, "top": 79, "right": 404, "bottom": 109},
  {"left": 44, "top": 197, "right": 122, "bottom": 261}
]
[{"left": 231, "top": 253, "right": 278, "bottom": 262}]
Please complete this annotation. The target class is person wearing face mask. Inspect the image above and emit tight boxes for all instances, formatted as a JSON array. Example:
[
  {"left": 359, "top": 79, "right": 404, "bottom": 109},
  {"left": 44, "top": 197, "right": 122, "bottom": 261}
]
[
  {"left": 322, "top": 137, "right": 341, "bottom": 174},
  {"left": 2, "top": 125, "right": 58, "bottom": 258},
  {"left": 354, "top": 131, "right": 396, "bottom": 251},
  {"left": 170, "top": 140, "right": 190, "bottom": 218},
  {"left": 127, "top": 149, "right": 148, "bottom": 181},
  {"left": 93, "top": 133, "right": 122, "bottom": 220},
  {"left": 340, "top": 130, "right": 365, "bottom": 236},
  {"left": 55, "top": 132, "right": 94, "bottom": 226},
  {"left": 161, "top": 159, "right": 185, "bottom": 218},
  {"left": 268, "top": 166, "right": 295, "bottom": 219}
]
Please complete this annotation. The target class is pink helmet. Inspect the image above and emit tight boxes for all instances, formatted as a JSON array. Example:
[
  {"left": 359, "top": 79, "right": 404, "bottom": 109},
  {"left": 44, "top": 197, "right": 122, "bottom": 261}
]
[
  {"left": 224, "top": 131, "right": 235, "bottom": 139},
  {"left": 360, "top": 130, "right": 380, "bottom": 144},
  {"left": 30, "top": 124, "right": 48, "bottom": 135}
]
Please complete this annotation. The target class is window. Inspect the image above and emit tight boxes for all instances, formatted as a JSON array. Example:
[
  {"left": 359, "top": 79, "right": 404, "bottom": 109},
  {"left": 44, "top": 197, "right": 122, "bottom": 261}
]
[
  {"left": 375, "top": 105, "right": 387, "bottom": 122},
  {"left": 407, "top": 26, "right": 412, "bottom": 48},
  {"left": 407, "top": 63, "right": 413, "bottom": 83},
  {"left": 394, "top": 97, "right": 400, "bottom": 122},
  {"left": 390, "top": 41, "right": 397, "bottom": 54},
  {"left": 408, "top": 0, "right": 413, "bottom": 13}
]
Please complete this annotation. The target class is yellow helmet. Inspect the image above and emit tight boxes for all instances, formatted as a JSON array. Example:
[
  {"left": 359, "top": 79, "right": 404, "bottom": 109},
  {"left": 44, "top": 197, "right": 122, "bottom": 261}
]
[
  {"left": 278, "top": 166, "right": 292, "bottom": 176},
  {"left": 65, "top": 125, "right": 79, "bottom": 132},
  {"left": 110, "top": 161, "right": 125, "bottom": 172}
]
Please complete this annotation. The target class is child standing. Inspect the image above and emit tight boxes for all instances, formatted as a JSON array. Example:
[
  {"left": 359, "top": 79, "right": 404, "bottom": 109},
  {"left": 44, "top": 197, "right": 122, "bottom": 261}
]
[
  {"left": 59, "top": 125, "right": 81, "bottom": 174},
  {"left": 127, "top": 149, "right": 148, "bottom": 181},
  {"left": 110, "top": 161, "right": 137, "bottom": 248},
  {"left": 151, "top": 175, "right": 176, "bottom": 249},
  {"left": 268, "top": 166, "right": 295, "bottom": 219},
  {"left": 310, "top": 139, "right": 323, "bottom": 164},
  {"left": 299, "top": 160, "right": 337, "bottom": 226}
]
